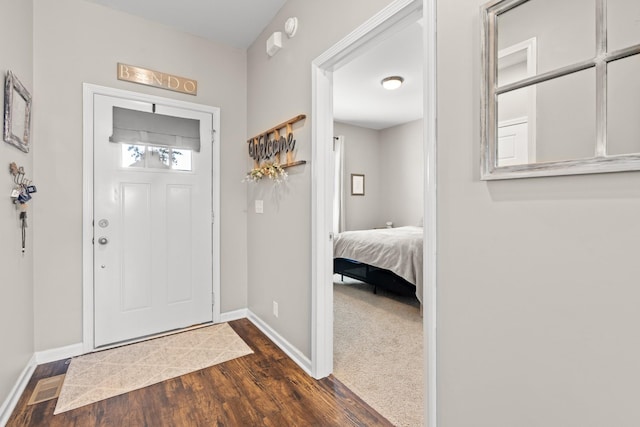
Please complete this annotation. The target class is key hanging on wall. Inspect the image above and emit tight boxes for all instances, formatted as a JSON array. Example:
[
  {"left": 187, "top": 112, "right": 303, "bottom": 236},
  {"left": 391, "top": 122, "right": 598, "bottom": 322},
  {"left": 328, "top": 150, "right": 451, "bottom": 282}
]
[
  {"left": 9, "top": 162, "right": 37, "bottom": 254},
  {"left": 20, "top": 210, "right": 27, "bottom": 253}
]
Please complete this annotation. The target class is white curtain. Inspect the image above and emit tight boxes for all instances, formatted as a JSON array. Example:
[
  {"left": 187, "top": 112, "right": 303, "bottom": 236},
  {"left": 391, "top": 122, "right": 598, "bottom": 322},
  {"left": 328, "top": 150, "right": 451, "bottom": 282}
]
[{"left": 333, "top": 136, "right": 345, "bottom": 235}]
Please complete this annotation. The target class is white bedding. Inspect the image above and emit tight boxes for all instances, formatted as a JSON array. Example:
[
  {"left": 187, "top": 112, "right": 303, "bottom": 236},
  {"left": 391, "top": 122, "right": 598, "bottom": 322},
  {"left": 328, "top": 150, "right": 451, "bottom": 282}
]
[{"left": 333, "top": 226, "right": 423, "bottom": 302}]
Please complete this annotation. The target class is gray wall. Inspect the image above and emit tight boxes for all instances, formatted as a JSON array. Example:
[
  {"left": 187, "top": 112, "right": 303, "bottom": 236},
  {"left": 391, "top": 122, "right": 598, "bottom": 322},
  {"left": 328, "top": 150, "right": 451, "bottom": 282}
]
[
  {"left": 246, "top": 0, "right": 394, "bottom": 358},
  {"left": 334, "top": 122, "right": 383, "bottom": 230},
  {"left": 335, "top": 120, "right": 423, "bottom": 230},
  {"left": 0, "top": 0, "right": 34, "bottom": 409},
  {"left": 32, "top": 0, "right": 248, "bottom": 351},
  {"left": 379, "top": 119, "right": 423, "bottom": 227},
  {"left": 439, "top": 1, "right": 640, "bottom": 426}
]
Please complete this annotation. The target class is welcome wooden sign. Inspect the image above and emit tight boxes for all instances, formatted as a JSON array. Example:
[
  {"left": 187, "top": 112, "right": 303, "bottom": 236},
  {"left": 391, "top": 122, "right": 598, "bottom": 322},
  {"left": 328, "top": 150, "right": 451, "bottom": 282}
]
[
  {"left": 247, "top": 115, "right": 306, "bottom": 168},
  {"left": 117, "top": 63, "right": 198, "bottom": 95}
]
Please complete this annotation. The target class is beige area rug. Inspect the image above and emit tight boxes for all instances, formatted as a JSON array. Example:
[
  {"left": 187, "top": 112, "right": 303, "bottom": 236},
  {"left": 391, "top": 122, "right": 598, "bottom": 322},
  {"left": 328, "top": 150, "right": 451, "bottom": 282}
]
[
  {"left": 334, "top": 277, "right": 423, "bottom": 427},
  {"left": 54, "top": 323, "right": 252, "bottom": 414}
]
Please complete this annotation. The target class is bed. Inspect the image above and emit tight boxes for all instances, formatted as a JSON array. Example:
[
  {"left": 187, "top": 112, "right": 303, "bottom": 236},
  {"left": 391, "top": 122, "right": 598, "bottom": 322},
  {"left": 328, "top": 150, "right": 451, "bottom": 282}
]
[{"left": 333, "top": 226, "right": 423, "bottom": 303}]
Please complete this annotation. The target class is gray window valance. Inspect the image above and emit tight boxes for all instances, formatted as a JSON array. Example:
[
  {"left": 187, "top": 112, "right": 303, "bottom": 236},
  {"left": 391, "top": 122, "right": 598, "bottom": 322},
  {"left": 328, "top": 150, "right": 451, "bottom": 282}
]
[{"left": 110, "top": 106, "right": 201, "bottom": 152}]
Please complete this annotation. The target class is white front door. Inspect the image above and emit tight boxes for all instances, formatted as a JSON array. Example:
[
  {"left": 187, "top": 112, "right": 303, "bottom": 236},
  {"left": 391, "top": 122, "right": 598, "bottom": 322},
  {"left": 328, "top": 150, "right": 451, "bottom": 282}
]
[{"left": 93, "top": 94, "right": 214, "bottom": 347}]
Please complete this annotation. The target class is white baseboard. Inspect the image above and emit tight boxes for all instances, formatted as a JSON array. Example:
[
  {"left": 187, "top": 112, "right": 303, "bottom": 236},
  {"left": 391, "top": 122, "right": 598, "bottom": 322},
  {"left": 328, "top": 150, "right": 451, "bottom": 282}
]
[
  {"left": 0, "top": 354, "right": 37, "bottom": 427},
  {"left": 220, "top": 308, "right": 248, "bottom": 323},
  {"left": 0, "top": 342, "right": 84, "bottom": 426},
  {"left": 35, "top": 343, "right": 84, "bottom": 365},
  {"left": 221, "top": 309, "right": 312, "bottom": 376},
  {"left": 247, "top": 310, "right": 313, "bottom": 376}
]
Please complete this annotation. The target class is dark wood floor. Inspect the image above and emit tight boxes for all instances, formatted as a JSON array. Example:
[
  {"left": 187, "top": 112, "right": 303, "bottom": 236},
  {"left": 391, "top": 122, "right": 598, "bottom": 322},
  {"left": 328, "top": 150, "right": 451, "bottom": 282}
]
[{"left": 7, "top": 319, "right": 393, "bottom": 426}]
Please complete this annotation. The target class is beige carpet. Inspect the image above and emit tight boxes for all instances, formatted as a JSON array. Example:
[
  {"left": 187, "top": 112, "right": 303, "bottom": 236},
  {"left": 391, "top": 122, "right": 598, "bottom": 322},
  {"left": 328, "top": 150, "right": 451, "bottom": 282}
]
[
  {"left": 334, "top": 277, "right": 423, "bottom": 427},
  {"left": 54, "top": 322, "right": 252, "bottom": 414}
]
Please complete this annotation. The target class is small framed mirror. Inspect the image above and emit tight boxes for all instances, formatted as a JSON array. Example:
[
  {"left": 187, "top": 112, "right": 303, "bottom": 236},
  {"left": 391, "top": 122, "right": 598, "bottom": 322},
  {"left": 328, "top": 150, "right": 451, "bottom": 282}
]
[
  {"left": 481, "top": 0, "right": 640, "bottom": 179},
  {"left": 4, "top": 71, "right": 32, "bottom": 153}
]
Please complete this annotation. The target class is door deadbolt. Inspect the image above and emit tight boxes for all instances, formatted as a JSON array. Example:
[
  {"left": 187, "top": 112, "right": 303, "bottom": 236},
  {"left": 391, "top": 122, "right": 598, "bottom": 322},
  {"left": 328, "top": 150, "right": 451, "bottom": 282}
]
[
  {"left": 98, "top": 237, "right": 109, "bottom": 245},
  {"left": 98, "top": 219, "right": 109, "bottom": 228}
]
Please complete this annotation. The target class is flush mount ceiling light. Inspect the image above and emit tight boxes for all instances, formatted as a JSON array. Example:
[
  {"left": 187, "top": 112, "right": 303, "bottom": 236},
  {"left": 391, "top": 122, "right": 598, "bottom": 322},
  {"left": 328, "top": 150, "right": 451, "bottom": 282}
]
[{"left": 381, "top": 76, "right": 404, "bottom": 90}]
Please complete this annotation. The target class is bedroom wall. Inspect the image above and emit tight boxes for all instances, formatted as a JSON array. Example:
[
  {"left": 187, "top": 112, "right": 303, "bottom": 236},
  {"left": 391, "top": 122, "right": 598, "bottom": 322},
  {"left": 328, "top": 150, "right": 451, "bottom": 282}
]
[
  {"left": 32, "top": 0, "right": 248, "bottom": 351},
  {"left": 334, "top": 121, "right": 384, "bottom": 230},
  {"left": 334, "top": 120, "right": 423, "bottom": 230},
  {"left": 379, "top": 119, "right": 423, "bottom": 227},
  {"left": 438, "top": 1, "right": 640, "bottom": 426},
  {"left": 246, "top": 0, "right": 394, "bottom": 358},
  {"left": 0, "top": 0, "right": 34, "bottom": 413}
]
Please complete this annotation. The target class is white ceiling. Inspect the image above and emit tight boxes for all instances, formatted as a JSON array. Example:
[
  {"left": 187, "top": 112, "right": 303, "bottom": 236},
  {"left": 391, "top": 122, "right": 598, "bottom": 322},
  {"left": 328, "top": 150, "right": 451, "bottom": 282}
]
[
  {"left": 333, "top": 21, "right": 424, "bottom": 130},
  {"left": 83, "top": 0, "right": 423, "bottom": 130},
  {"left": 85, "top": 0, "right": 286, "bottom": 49}
]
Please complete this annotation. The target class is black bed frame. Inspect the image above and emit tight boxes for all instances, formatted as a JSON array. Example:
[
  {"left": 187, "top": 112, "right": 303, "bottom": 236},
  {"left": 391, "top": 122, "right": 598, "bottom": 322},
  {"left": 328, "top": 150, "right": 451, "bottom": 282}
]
[{"left": 333, "top": 258, "right": 416, "bottom": 297}]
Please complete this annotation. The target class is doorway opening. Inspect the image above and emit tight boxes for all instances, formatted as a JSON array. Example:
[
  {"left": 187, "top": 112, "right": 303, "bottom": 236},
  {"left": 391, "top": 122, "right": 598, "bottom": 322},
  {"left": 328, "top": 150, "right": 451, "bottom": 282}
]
[
  {"left": 311, "top": 0, "right": 437, "bottom": 425},
  {"left": 331, "top": 16, "right": 424, "bottom": 426}
]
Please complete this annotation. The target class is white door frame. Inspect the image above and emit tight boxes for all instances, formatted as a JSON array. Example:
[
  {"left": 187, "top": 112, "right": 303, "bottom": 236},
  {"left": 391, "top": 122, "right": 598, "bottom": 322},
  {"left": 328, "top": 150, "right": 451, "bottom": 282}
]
[
  {"left": 82, "top": 83, "right": 221, "bottom": 353},
  {"left": 310, "top": 0, "right": 437, "bottom": 426}
]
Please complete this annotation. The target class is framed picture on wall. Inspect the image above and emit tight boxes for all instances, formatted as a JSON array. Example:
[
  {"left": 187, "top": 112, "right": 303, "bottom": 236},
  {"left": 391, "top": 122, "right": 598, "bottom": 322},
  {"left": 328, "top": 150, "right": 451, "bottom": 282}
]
[
  {"left": 4, "top": 70, "right": 32, "bottom": 153},
  {"left": 351, "top": 173, "right": 365, "bottom": 196}
]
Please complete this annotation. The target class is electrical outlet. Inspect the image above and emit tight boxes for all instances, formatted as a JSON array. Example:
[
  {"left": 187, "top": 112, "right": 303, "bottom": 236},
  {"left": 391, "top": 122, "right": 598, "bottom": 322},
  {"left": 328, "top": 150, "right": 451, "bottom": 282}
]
[
  {"left": 255, "top": 200, "right": 264, "bottom": 214},
  {"left": 273, "top": 301, "right": 279, "bottom": 318}
]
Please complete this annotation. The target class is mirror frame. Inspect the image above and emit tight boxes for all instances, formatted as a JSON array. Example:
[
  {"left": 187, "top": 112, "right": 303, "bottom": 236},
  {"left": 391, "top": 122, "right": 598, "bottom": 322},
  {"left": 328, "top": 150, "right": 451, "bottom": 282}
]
[
  {"left": 3, "top": 70, "right": 32, "bottom": 153},
  {"left": 481, "top": 0, "right": 640, "bottom": 180}
]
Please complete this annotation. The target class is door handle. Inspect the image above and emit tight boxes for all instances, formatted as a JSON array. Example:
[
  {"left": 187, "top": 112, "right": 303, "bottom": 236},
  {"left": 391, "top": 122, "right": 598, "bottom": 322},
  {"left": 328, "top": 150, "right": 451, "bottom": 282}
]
[{"left": 98, "top": 237, "right": 109, "bottom": 245}]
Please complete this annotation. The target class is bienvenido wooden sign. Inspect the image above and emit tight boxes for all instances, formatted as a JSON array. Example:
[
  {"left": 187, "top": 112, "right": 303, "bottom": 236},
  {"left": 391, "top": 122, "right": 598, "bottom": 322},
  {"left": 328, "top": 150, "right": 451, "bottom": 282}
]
[{"left": 117, "top": 63, "right": 198, "bottom": 95}]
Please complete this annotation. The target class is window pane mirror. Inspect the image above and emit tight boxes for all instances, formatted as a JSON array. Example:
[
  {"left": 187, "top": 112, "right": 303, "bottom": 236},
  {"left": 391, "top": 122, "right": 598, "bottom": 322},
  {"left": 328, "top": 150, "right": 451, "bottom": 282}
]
[{"left": 481, "top": 0, "right": 640, "bottom": 179}]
